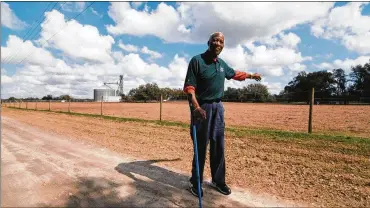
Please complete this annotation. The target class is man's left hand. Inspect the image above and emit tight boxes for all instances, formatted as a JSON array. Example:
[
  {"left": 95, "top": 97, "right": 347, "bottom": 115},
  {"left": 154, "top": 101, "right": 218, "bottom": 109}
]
[{"left": 251, "top": 73, "right": 262, "bottom": 81}]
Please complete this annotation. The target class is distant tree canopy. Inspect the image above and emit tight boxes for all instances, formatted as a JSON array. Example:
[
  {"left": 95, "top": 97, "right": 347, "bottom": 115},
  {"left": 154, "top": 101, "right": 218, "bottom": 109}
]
[
  {"left": 42, "top": 95, "right": 53, "bottom": 100},
  {"left": 127, "top": 83, "right": 187, "bottom": 102},
  {"left": 348, "top": 62, "right": 370, "bottom": 100},
  {"left": 223, "top": 83, "right": 272, "bottom": 102},
  {"left": 277, "top": 59, "right": 370, "bottom": 103}
]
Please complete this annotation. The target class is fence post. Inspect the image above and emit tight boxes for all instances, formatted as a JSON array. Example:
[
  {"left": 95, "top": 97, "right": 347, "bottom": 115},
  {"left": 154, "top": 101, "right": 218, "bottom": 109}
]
[
  {"left": 68, "top": 99, "right": 71, "bottom": 113},
  {"left": 49, "top": 100, "right": 51, "bottom": 111},
  {"left": 160, "top": 94, "right": 163, "bottom": 122},
  {"left": 308, "top": 87, "right": 315, "bottom": 133},
  {"left": 101, "top": 96, "right": 103, "bottom": 116},
  {"left": 36, "top": 101, "right": 38, "bottom": 110},
  {"left": 26, "top": 102, "right": 28, "bottom": 109},
  {"left": 19, "top": 101, "right": 21, "bottom": 108}
]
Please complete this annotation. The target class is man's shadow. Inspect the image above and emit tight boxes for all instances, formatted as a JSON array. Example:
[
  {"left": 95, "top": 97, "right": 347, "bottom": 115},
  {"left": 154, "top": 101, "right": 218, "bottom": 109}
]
[
  {"left": 114, "top": 158, "right": 246, "bottom": 207},
  {"left": 38, "top": 158, "right": 247, "bottom": 207}
]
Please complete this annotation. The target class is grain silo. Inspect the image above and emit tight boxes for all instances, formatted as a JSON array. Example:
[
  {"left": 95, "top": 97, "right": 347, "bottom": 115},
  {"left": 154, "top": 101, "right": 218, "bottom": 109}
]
[
  {"left": 93, "top": 75, "right": 124, "bottom": 102},
  {"left": 94, "top": 89, "right": 120, "bottom": 102}
]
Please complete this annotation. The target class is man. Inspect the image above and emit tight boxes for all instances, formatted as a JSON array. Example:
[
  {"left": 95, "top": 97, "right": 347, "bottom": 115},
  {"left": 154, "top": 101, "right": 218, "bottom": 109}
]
[{"left": 183, "top": 32, "right": 262, "bottom": 197}]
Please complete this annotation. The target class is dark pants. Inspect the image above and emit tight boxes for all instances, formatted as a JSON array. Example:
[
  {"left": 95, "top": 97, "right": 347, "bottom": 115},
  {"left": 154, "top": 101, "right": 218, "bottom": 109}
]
[{"left": 190, "top": 101, "right": 226, "bottom": 186}]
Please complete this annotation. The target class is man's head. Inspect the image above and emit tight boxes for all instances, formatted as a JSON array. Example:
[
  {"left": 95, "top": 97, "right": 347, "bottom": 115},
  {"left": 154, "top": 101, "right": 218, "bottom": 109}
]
[{"left": 207, "top": 32, "right": 224, "bottom": 56}]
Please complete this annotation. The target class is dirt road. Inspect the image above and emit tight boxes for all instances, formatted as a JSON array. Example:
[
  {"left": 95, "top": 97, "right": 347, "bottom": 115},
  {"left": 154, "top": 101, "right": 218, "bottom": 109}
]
[{"left": 1, "top": 115, "right": 298, "bottom": 207}]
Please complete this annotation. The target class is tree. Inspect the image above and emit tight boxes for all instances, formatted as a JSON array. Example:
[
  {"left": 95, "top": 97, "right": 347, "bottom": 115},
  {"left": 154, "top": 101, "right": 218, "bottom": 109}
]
[
  {"left": 59, "top": 94, "right": 72, "bottom": 100},
  {"left": 281, "top": 70, "right": 336, "bottom": 103},
  {"left": 224, "top": 87, "right": 243, "bottom": 102},
  {"left": 332, "top": 68, "right": 347, "bottom": 96},
  {"left": 246, "top": 83, "right": 269, "bottom": 102},
  {"left": 128, "top": 83, "right": 161, "bottom": 102},
  {"left": 42, "top": 95, "right": 53, "bottom": 100},
  {"left": 348, "top": 60, "right": 370, "bottom": 102}
]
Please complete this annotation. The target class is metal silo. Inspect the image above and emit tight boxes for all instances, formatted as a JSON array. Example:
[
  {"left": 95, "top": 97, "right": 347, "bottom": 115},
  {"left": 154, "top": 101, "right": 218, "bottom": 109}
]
[{"left": 94, "top": 89, "right": 116, "bottom": 102}]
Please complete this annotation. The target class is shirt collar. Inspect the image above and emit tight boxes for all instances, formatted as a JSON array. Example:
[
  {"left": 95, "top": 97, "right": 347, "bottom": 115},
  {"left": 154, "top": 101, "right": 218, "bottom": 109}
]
[{"left": 204, "top": 50, "right": 219, "bottom": 63}]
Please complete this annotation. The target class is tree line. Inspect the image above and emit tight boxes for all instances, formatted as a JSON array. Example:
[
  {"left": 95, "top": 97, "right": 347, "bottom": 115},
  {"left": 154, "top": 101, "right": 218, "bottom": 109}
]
[
  {"left": 125, "top": 59, "right": 370, "bottom": 104},
  {"left": 4, "top": 60, "right": 369, "bottom": 104},
  {"left": 277, "top": 59, "right": 370, "bottom": 104}
]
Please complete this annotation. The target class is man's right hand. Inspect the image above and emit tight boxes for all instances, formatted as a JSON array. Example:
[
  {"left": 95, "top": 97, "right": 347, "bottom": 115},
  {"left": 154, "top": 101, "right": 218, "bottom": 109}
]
[{"left": 194, "top": 107, "right": 207, "bottom": 120}]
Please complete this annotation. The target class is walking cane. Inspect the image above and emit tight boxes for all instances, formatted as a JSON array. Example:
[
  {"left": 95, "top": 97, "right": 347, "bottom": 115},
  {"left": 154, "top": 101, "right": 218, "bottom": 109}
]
[{"left": 188, "top": 94, "right": 203, "bottom": 208}]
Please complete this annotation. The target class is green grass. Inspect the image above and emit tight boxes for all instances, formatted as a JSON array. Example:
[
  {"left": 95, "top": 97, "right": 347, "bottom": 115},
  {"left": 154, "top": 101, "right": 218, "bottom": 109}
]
[{"left": 6, "top": 106, "right": 370, "bottom": 149}]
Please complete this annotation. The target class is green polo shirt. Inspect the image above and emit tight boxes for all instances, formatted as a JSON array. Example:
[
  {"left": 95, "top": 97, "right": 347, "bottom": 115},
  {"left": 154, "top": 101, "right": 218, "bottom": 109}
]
[{"left": 184, "top": 51, "right": 236, "bottom": 102}]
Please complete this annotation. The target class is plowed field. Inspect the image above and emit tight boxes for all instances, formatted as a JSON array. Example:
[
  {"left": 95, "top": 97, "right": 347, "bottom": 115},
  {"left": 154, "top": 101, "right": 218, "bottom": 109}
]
[
  {"left": 1, "top": 107, "right": 369, "bottom": 207},
  {"left": 8, "top": 101, "right": 370, "bottom": 137}
]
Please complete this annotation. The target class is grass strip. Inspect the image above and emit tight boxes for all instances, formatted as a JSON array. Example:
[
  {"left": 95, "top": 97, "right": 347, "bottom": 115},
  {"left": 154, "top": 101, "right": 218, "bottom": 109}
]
[{"left": 6, "top": 107, "right": 370, "bottom": 147}]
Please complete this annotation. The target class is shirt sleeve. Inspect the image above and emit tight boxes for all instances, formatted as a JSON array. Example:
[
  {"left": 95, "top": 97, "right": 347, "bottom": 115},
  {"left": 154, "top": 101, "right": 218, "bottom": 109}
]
[
  {"left": 183, "top": 57, "right": 198, "bottom": 93},
  {"left": 223, "top": 61, "right": 236, "bottom": 80}
]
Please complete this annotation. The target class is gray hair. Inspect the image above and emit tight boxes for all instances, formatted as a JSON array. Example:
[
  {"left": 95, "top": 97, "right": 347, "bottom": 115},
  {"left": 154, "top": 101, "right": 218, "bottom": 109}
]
[{"left": 208, "top": 32, "right": 224, "bottom": 42}]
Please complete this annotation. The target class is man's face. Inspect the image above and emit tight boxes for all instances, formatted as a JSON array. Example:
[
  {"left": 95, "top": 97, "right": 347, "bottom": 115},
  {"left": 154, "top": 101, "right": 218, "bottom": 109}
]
[{"left": 208, "top": 34, "right": 224, "bottom": 56}]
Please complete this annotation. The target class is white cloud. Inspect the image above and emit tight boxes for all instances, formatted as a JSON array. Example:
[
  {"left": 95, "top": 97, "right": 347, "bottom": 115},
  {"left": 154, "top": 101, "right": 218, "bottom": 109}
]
[
  {"left": 316, "top": 56, "right": 370, "bottom": 73},
  {"left": 107, "top": 2, "right": 334, "bottom": 46},
  {"left": 1, "top": 68, "right": 13, "bottom": 84},
  {"left": 141, "top": 46, "right": 162, "bottom": 59},
  {"left": 131, "top": 2, "right": 144, "bottom": 9},
  {"left": 107, "top": 2, "right": 183, "bottom": 42},
  {"left": 91, "top": 7, "right": 103, "bottom": 18},
  {"left": 1, "top": 2, "right": 27, "bottom": 30},
  {"left": 220, "top": 38, "right": 311, "bottom": 77},
  {"left": 1, "top": 35, "right": 57, "bottom": 66},
  {"left": 61, "top": 2, "right": 86, "bottom": 12},
  {"left": 1, "top": 51, "right": 189, "bottom": 99},
  {"left": 118, "top": 41, "right": 139, "bottom": 52},
  {"left": 311, "top": 2, "right": 370, "bottom": 54},
  {"left": 118, "top": 41, "right": 162, "bottom": 60},
  {"left": 288, "top": 63, "right": 307, "bottom": 72},
  {"left": 38, "top": 9, "right": 115, "bottom": 63}
]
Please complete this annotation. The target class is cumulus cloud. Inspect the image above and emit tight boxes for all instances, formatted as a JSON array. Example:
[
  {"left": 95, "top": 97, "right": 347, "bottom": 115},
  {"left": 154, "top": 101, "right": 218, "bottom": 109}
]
[
  {"left": 38, "top": 9, "right": 115, "bottom": 63},
  {"left": 220, "top": 33, "right": 311, "bottom": 77},
  {"left": 118, "top": 41, "right": 139, "bottom": 52},
  {"left": 141, "top": 46, "right": 162, "bottom": 60},
  {"left": 1, "top": 68, "right": 13, "bottom": 85},
  {"left": 1, "top": 35, "right": 57, "bottom": 66},
  {"left": 118, "top": 41, "right": 162, "bottom": 60},
  {"left": 316, "top": 56, "right": 370, "bottom": 73},
  {"left": 311, "top": 2, "right": 370, "bottom": 55},
  {"left": 61, "top": 2, "right": 86, "bottom": 12},
  {"left": 91, "top": 7, "right": 103, "bottom": 18},
  {"left": 1, "top": 51, "right": 189, "bottom": 99},
  {"left": 107, "top": 2, "right": 334, "bottom": 46},
  {"left": 1, "top": 2, "right": 27, "bottom": 30},
  {"left": 131, "top": 2, "right": 144, "bottom": 9}
]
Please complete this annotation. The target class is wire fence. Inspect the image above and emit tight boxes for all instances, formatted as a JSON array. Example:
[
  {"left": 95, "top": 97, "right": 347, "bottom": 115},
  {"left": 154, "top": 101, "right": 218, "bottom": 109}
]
[{"left": 2, "top": 88, "right": 370, "bottom": 138}]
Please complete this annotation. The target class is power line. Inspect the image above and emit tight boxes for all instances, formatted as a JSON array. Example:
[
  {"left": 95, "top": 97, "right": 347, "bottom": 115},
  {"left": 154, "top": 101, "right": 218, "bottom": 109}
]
[
  {"left": 3, "top": 2, "right": 68, "bottom": 65},
  {"left": 15, "top": 2, "right": 95, "bottom": 67},
  {"left": 3, "top": 2, "right": 56, "bottom": 64}
]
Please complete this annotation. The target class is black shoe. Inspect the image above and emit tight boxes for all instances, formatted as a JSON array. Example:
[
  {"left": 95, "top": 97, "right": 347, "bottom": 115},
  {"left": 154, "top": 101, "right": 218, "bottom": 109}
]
[
  {"left": 212, "top": 181, "right": 231, "bottom": 195},
  {"left": 189, "top": 182, "right": 203, "bottom": 197}
]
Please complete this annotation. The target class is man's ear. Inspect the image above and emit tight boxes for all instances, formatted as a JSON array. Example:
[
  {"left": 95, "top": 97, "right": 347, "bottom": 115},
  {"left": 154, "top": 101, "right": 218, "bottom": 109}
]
[{"left": 207, "top": 41, "right": 210, "bottom": 46}]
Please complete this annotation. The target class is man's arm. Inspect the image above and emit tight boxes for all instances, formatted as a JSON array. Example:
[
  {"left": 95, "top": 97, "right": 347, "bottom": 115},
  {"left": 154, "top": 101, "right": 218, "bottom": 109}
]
[
  {"left": 232, "top": 70, "right": 262, "bottom": 81},
  {"left": 223, "top": 60, "right": 262, "bottom": 81},
  {"left": 183, "top": 58, "right": 206, "bottom": 119},
  {"left": 184, "top": 86, "right": 201, "bottom": 110}
]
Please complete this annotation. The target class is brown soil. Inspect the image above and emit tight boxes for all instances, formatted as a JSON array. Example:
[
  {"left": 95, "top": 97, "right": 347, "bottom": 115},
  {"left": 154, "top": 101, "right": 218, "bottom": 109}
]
[
  {"left": 8, "top": 101, "right": 370, "bottom": 137},
  {"left": 1, "top": 107, "right": 369, "bottom": 207}
]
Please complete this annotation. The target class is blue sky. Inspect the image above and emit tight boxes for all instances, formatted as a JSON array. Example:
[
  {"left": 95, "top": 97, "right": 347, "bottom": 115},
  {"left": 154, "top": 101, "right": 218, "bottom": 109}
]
[{"left": 1, "top": 2, "right": 370, "bottom": 99}]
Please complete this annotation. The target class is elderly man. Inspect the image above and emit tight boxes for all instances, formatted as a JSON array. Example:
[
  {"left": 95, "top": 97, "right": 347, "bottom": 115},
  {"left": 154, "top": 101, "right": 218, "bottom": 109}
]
[{"left": 183, "top": 32, "right": 262, "bottom": 197}]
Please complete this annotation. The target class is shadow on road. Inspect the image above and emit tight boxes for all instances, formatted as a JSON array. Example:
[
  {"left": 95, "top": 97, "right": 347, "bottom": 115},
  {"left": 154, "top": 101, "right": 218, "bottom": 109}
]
[{"left": 39, "top": 158, "right": 247, "bottom": 207}]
